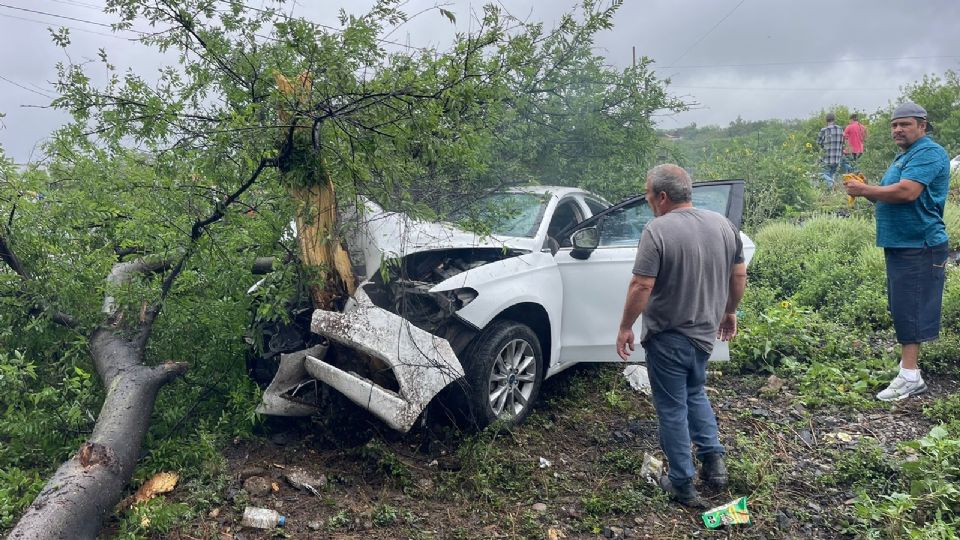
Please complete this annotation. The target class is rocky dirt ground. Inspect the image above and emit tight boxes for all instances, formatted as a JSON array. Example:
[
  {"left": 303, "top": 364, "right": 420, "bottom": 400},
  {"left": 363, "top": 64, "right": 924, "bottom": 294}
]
[{"left": 163, "top": 363, "right": 952, "bottom": 540}]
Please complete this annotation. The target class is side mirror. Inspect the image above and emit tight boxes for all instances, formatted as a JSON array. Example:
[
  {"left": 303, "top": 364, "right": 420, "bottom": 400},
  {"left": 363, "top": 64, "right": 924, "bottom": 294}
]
[{"left": 570, "top": 227, "right": 599, "bottom": 260}]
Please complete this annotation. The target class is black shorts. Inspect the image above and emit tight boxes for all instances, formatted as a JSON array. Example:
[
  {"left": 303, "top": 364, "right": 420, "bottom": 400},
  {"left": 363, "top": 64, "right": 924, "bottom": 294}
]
[{"left": 885, "top": 242, "right": 949, "bottom": 343}]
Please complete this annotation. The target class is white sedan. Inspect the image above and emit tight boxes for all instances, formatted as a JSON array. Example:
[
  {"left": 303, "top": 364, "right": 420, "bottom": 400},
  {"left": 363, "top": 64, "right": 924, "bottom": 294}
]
[{"left": 258, "top": 182, "right": 755, "bottom": 431}]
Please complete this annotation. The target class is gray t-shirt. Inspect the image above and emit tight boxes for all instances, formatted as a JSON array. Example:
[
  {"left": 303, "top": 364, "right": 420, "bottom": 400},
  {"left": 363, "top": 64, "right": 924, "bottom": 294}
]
[{"left": 632, "top": 207, "right": 744, "bottom": 353}]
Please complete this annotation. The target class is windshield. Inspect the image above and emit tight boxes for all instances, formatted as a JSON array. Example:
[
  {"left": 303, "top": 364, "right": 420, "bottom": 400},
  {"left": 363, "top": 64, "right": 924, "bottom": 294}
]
[{"left": 447, "top": 192, "right": 549, "bottom": 238}]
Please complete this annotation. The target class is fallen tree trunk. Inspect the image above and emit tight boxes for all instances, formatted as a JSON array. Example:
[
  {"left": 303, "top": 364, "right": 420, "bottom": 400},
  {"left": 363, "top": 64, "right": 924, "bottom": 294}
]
[
  {"left": 9, "top": 257, "right": 188, "bottom": 539},
  {"left": 9, "top": 331, "right": 186, "bottom": 539}
]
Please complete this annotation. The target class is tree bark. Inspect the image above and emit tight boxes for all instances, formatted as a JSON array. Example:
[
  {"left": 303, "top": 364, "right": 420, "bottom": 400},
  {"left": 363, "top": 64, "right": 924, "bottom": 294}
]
[
  {"left": 9, "top": 328, "right": 186, "bottom": 540},
  {"left": 291, "top": 179, "right": 356, "bottom": 309}
]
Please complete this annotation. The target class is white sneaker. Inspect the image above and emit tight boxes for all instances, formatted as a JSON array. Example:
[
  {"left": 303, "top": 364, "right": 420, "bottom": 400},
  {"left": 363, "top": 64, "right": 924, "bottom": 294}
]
[{"left": 876, "top": 375, "right": 927, "bottom": 401}]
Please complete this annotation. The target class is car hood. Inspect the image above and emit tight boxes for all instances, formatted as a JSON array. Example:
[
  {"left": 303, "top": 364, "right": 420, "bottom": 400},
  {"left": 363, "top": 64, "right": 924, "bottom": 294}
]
[{"left": 348, "top": 200, "right": 539, "bottom": 281}]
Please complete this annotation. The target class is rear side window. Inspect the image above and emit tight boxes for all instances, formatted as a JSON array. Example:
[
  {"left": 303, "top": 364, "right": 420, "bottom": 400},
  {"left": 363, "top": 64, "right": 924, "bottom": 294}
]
[{"left": 585, "top": 198, "right": 607, "bottom": 215}]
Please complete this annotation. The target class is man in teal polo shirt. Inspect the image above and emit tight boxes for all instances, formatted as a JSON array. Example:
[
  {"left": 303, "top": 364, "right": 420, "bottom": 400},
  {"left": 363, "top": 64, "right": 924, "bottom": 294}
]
[{"left": 844, "top": 102, "right": 951, "bottom": 400}]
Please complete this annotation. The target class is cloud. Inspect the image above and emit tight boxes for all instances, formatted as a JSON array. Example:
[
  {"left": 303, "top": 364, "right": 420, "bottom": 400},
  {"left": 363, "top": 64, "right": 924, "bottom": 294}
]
[{"left": 1, "top": 0, "right": 958, "bottom": 161}]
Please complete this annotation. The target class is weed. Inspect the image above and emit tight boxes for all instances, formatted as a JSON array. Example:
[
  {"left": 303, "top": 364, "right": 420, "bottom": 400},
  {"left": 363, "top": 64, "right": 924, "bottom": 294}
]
[
  {"left": 113, "top": 499, "right": 194, "bottom": 539},
  {"left": 851, "top": 426, "right": 960, "bottom": 537},
  {"left": 727, "top": 433, "right": 781, "bottom": 508},
  {"left": 822, "top": 437, "right": 897, "bottom": 493},
  {"left": 356, "top": 439, "right": 413, "bottom": 490},
  {"left": 449, "top": 430, "right": 535, "bottom": 506},
  {"left": 327, "top": 509, "right": 351, "bottom": 529},
  {"left": 371, "top": 504, "right": 412, "bottom": 527},
  {"left": 598, "top": 449, "right": 645, "bottom": 475},
  {"left": 924, "top": 393, "right": 960, "bottom": 432}
]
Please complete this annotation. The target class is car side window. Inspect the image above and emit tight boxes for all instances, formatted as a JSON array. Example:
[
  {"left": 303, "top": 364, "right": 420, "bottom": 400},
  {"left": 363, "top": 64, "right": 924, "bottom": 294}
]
[
  {"left": 691, "top": 184, "right": 731, "bottom": 215},
  {"left": 584, "top": 198, "right": 607, "bottom": 215},
  {"left": 598, "top": 200, "right": 654, "bottom": 247},
  {"left": 547, "top": 200, "right": 585, "bottom": 239}
]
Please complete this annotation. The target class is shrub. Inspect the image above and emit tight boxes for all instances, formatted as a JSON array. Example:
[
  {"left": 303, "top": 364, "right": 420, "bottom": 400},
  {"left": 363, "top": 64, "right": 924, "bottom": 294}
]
[
  {"left": 695, "top": 133, "right": 818, "bottom": 229},
  {"left": 919, "top": 333, "right": 960, "bottom": 377},
  {"left": 852, "top": 426, "right": 960, "bottom": 538},
  {"left": 941, "top": 267, "right": 960, "bottom": 334},
  {"left": 747, "top": 216, "right": 877, "bottom": 303},
  {"left": 731, "top": 300, "right": 867, "bottom": 374}
]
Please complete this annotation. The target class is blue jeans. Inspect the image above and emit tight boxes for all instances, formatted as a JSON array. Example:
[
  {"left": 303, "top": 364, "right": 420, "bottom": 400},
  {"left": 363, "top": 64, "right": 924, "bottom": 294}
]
[
  {"left": 821, "top": 163, "right": 839, "bottom": 187},
  {"left": 644, "top": 331, "right": 724, "bottom": 487}
]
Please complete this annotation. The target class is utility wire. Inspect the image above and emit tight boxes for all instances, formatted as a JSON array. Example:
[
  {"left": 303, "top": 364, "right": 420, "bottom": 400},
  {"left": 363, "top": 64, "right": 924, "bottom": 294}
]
[
  {"left": 669, "top": 0, "right": 745, "bottom": 66},
  {"left": 671, "top": 85, "right": 897, "bottom": 92},
  {"left": 0, "top": 11, "right": 135, "bottom": 39},
  {"left": 216, "top": 0, "right": 432, "bottom": 52},
  {"left": 0, "top": 74, "right": 55, "bottom": 98},
  {"left": 0, "top": 1, "right": 113, "bottom": 27},
  {"left": 661, "top": 55, "right": 960, "bottom": 70},
  {"left": 42, "top": 0, "right": 104, "bottom": 10}
]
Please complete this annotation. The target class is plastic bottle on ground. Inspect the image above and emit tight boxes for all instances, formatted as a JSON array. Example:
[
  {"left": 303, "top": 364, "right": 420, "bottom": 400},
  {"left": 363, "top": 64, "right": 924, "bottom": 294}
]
[{"left": 241, "top": 506, "right": 286, "bottom": 529}]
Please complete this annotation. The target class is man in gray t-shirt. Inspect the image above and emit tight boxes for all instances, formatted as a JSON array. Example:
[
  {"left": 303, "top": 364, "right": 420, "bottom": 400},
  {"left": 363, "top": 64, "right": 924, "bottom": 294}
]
[{"left": 616, "top": 164, "right": 747, "bottom": 508}]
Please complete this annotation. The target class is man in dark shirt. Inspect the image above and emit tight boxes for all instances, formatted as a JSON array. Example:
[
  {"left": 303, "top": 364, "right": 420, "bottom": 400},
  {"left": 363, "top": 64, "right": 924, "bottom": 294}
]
[{"left": 616, "top": 164, "right": 748, "bottom": 507}]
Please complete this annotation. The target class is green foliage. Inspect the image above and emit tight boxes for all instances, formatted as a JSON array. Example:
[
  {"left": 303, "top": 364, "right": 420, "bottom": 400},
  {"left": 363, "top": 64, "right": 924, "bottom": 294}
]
[
  {"left": 113, "top": 499, "right": 195, "bottom": 539},
  {"left": 920, "top": 334, "right": 960, "bottom": 378},
  {"left": 598, "top": 449, "right": 645, "bottom": 475},
  {"left": 825, "top": 438, "right": 898, "bottom": 494},
  {"left": 580, "top": 483, "right": 651, "bottom": 533},
  {"left": 327, "top": 510, "right": 352, "bottom": 529},
  {"left": 372, "top": 504, "right": 400, "bottom": 527},
  {"left": 748, "top": 216, "right": 877, "bottom": 298},
  {"left": 727, "top": 433, "right": 781, "bottom": 509},
  {"left": 852, "top": 426, "right": 960, "bottom": 538},
  {"left": 0, "top": 349, "right": 100, "bottom": 523},
  {"left": 356, "top": 439, "right": 414, "bottom": 490},
  {"left": 447, "top": 430, "right": 535, "bottom": 505},
  {"left": 796, "top": 357, "right": 891, "bottom": 408},
  {"left": 732, "top": 300, "right": 826, "bottom": 373},
  {"left": 729, "top": 215, "right": 932, "bottom": 408},
  {"left": 691, "top": 130, "right": 818, "bottom": 229},
  {"left": 902, "top": 71, "right": 960, "bottom": 157},
  {"left": 924, "top": 393, "right": 960, "bottom": 434},
  {"left": 0, "top": 468, "right": 44, "bottom": 530}
]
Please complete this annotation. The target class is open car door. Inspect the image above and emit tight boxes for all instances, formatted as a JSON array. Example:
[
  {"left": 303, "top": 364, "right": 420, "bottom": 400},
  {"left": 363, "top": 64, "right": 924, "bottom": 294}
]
[{"left": 551, "top": 180, "right": 747, "bottom": 369}]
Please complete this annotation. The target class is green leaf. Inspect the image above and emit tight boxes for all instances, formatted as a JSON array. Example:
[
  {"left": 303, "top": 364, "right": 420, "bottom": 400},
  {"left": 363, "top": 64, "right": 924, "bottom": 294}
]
[{"left": 439, "top": 8, "right": 456, "bottom": 24}]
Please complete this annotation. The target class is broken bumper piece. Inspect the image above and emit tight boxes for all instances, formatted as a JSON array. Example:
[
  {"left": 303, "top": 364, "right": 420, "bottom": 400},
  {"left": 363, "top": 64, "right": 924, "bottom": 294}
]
[{"left": 257, "top": 295, "right": 465, "bottom": 432}]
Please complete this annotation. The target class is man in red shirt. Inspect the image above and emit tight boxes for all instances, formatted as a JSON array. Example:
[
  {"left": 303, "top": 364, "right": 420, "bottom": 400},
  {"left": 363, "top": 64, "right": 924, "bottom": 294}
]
[{"left": 844, "top": 113, "right": 868, "bottom": 162}]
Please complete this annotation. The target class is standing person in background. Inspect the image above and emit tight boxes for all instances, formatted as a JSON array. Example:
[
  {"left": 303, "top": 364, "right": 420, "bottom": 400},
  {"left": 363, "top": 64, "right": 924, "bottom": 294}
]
[
  {"left": 616, "top": 164, "right": 747, "bottom": 508},
  {"left": 817, "top": 112, "right": 845, "bottom": 186},
  {"left": 844, "top": 112, "right": 868, "bottom": 165},
  {"left": 844, "top": 102, "right": 950, "bottom": 401}
]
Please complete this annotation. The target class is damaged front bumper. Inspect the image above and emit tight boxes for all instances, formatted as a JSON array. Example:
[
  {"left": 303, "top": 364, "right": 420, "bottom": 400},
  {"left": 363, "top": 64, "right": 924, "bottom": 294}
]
[{"left": 256, "top": 290, "right": 465, "bottom": 432}]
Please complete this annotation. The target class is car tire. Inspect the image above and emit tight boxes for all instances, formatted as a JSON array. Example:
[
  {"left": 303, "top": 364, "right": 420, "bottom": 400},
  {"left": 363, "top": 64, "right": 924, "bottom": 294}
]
[{"left": 458, "top": 320, "right": 544, "bottom": 429}]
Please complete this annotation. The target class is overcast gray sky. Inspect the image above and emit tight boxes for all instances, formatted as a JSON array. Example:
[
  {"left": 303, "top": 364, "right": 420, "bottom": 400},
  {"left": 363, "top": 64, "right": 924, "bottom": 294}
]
[{"left": 1, "top": 0, "right": 959, "bottom": 163}]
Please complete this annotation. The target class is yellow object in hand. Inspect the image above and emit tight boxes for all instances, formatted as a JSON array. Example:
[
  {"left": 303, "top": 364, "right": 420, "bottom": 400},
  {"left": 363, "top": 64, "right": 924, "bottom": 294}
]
[{"left": 843, "top": 173, "right": 865, "bottom": 208}]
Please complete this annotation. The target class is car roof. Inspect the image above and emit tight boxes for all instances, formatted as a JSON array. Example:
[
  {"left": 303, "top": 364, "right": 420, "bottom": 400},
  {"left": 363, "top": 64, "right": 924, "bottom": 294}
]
[{"left": 508, "top": 185, "right": 596, "bottom": 198}]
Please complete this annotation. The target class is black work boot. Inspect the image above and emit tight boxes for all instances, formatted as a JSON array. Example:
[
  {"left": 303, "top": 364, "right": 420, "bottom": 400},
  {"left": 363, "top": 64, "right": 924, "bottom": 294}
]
[
  {"left": 700, "top": 453, "right": 728, "bottom": 489},
  {"left": 658, "top": 475, "right": 707, "bottom": 509}
]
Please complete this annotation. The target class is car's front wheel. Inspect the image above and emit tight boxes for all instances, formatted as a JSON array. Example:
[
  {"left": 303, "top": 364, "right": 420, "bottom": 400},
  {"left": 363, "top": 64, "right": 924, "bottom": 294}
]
[{"left": 459, "top": 320, "right": 544, "bottom": 429}]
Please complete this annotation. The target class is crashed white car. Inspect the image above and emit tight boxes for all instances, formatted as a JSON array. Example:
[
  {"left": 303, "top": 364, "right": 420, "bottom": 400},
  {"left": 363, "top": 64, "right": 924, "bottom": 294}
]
[{"left": 258, "top": 182, "right": 755, "bottom": 431}]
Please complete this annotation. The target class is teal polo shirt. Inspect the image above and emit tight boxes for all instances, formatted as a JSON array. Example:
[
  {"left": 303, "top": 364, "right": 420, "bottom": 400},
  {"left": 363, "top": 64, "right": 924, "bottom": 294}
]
[{"left": 875, "top": 135, "right": 950, "bottom": 248}]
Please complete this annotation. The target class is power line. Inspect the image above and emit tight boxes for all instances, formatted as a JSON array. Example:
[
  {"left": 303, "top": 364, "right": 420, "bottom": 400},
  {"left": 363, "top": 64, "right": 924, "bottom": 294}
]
[
  {"left": 0, "top": 12, "right": 135, "bottom": 39},
  {"left": 0, "top": 1, "right": 113, "bottom": 27},
  {"left": 661, "top": 55, "right": 960, "bottom": 70},
  {"left": 669, "top": 0, "right": 745, "bottom": 66},
  {"left": 42, "top": 0, "right": 104, "bottom": 10},
  {"left": 671, "top": 85, "right": 897, "bottom": 92},
  {"left": 216, "top": 0, "right": 431, "bottom": 52},
  {"left": 0, "top": 74, "right": 55, "bottom": 98}
]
